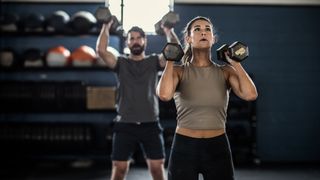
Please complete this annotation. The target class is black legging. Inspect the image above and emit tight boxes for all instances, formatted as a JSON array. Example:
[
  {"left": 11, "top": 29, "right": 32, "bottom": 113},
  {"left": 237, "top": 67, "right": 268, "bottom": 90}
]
[{"left": 167, "top": 133, "right": 235, "bottom": 180}]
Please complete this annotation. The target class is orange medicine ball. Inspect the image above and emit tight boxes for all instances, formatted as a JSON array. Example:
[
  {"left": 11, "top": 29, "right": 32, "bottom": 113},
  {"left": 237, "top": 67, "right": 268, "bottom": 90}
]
[
  {"left": 70, "top": 45, "right": 96, "bottom": 66},
  {"left": 46, "top": 45, "right": 71, "bottom": 67}
]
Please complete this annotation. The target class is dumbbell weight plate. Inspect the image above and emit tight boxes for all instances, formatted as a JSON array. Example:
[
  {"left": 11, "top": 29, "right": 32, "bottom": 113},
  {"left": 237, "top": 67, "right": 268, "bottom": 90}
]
[
  {"left": 162, "top": 43, "right": 184, "bottom": 62},
  {"left": 161, "top": 11, "right": 180, "bottom": 28},
  {"left": 154, "top": 11, "right": 180, "bottom": 35},
  {"left": 95, "top": 7, "right": 112, "bottom": 23},
  {"left": 109, "top": 16, "right": 124, "bottom": 35},
  {"left": 154, "top": 20, "right": 165, "bottom": 35},
  {"left": 228, "top": 41, "right": 249, "bottom": 62}
]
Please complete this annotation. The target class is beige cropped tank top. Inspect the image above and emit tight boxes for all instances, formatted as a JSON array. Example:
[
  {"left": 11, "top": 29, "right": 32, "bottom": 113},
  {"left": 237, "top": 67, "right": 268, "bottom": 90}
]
[{"left": 173, "top": 62, "right": 230, "bottom": 130}]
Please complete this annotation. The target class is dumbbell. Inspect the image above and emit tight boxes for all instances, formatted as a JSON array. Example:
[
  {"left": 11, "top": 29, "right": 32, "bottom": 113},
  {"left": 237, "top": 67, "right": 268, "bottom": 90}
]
[
  {"left": 109, "top": 16, "right": 124, "bottom": 36},
  {"left": 162, "top": 43, "right": 184, "bottom": 62},
  {"left": 155, "top": 11, "right": 180, "bottom": 35},
  {"left": 95, "top": 6, "right": 112, "bottom": 23},
  {"left": 95, "top": 7, "right": 123, "bottom": 36},
  {"left": 216, "top": 41, "right": 249, "bottom": 63}
]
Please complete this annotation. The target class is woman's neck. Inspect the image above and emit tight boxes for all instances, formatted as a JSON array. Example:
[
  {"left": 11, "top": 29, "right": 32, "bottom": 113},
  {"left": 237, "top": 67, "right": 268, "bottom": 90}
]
[{"left": 190, "top": 49, "right": 212, "bottom": 67}]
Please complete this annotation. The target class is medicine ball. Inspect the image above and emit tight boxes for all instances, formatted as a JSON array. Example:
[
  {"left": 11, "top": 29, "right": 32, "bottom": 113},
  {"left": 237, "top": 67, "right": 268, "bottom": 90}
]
[
  {"left": 70, "top": 11, "right": 97, "bottom": 33},
  {"left": 70, "top": 45, "right": 96, "bottom": 66},
  {"left": 23, "top": 48, "right": 44, "bottom": 67},
  {"left": 46, "top": 46, "right": 71, "bottom": 67},
  {"left": 0, "top": 48, "right": 16, "bottom": 67},
  {"left": 23, "top": 13, "right": 45, "bottom": 32},
  {"left": 46, "top": 10, "right": 70, "bottom": 33},
  {"left": 0, "top": 12, "right": 20, "bottom": 32}
]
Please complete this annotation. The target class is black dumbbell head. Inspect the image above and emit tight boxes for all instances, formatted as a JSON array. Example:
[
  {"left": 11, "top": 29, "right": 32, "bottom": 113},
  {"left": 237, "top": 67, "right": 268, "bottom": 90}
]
[
  {"left": 154, "top": 20, "right": 165, "bottom": 35},
  {"left": 155, "top": 11, "right": 179, "bottom": 35},
  {"left": 109, "top": 16, "right": 124, "bottom": 35},
  {"left": 95, "top": 7, "right": 112, "bottom": 23},
  {"left": 228, "top": 41, "right": 249, "bottom": 62},
  {"left": 162, "top": 43, "right": 184, "bottom": 62},
  {"left": 161, "top": 11, "right": 180, "bottom": 28}
]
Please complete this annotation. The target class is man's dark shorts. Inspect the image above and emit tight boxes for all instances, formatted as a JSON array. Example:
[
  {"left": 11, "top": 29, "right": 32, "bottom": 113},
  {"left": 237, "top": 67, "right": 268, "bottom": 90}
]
[{"left": 111, "top": 121, "right": 165, "bottom": 161}]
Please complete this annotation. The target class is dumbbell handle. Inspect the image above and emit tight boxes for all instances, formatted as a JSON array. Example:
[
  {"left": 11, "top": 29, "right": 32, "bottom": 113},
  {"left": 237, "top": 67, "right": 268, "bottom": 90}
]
[{"left": 216, "top": 44, "right": 229, "bottom": 62}]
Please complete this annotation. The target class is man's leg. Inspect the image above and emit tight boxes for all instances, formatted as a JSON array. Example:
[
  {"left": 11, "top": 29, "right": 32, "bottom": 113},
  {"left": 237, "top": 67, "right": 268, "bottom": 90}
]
[
  {"left": 146, "top": 158, "right": 166, "bottom": 180},
  {"left": 111, "top": 160, "right": 130, "bottom": 180},
  {"left": 111, "top": 125, "right": 138, "bottom": 180},
  {"left": 140, "top": 122, "right": 166, "bottom": 180}
]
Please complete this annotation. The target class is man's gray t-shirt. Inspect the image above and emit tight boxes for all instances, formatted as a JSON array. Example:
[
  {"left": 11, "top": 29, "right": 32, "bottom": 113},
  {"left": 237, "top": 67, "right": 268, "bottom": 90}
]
[{"left": 113, "top": 54, "right": 161, "bottom": 123}]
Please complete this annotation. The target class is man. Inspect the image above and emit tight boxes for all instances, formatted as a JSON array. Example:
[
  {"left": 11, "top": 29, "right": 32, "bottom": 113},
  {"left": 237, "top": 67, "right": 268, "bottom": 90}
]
[{"left": 96, "top": 20, "right": 179, "bottom": 180}]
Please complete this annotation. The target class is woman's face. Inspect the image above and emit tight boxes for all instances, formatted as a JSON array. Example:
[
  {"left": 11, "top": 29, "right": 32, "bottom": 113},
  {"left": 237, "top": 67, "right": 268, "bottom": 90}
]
[{"left": 187, "top": 19, "right": 215, "bottom": 49}]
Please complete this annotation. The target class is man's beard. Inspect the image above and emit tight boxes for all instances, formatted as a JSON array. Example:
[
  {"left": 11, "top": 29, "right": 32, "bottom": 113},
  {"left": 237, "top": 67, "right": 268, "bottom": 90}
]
[{"left": 129, "top": 44, "right": 145, "bottom": 55}]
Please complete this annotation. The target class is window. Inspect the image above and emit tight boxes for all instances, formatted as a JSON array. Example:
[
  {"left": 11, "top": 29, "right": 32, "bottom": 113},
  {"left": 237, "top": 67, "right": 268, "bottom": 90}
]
[{"left": 109, "top": 0, "right": 172, "bottom": 34}]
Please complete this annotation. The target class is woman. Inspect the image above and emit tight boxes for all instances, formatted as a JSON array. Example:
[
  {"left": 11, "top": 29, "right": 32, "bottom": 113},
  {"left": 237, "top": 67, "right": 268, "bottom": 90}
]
[{"left": 157, "top": 16, "right": 258, "bottom": 180}]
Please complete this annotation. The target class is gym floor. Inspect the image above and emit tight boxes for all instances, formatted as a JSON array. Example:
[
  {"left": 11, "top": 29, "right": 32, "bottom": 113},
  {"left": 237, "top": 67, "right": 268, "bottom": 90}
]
[{"left": 1, "top": 160, "right": 320, "bottom": 180}]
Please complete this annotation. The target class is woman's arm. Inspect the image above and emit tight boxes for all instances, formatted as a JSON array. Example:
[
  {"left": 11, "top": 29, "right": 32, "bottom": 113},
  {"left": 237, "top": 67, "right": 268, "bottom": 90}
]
[
  {"left": 157, "top": 61, "right": 182, "bottom": 101},
  {"left": 223, "top": 55, "right": 258, "bottom": 101}
]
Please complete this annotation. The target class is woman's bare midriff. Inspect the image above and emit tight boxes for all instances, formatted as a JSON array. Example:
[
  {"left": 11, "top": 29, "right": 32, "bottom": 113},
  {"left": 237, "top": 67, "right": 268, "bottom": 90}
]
[{"left": 176, "top": 126, "right": 225, "bottom": 138}]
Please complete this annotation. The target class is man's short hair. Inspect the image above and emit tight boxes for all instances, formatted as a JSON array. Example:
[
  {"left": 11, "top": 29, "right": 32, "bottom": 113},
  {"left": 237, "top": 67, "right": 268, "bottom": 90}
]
[{"left": 128, "top": 26, "right": 146, "bottom": 38}]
